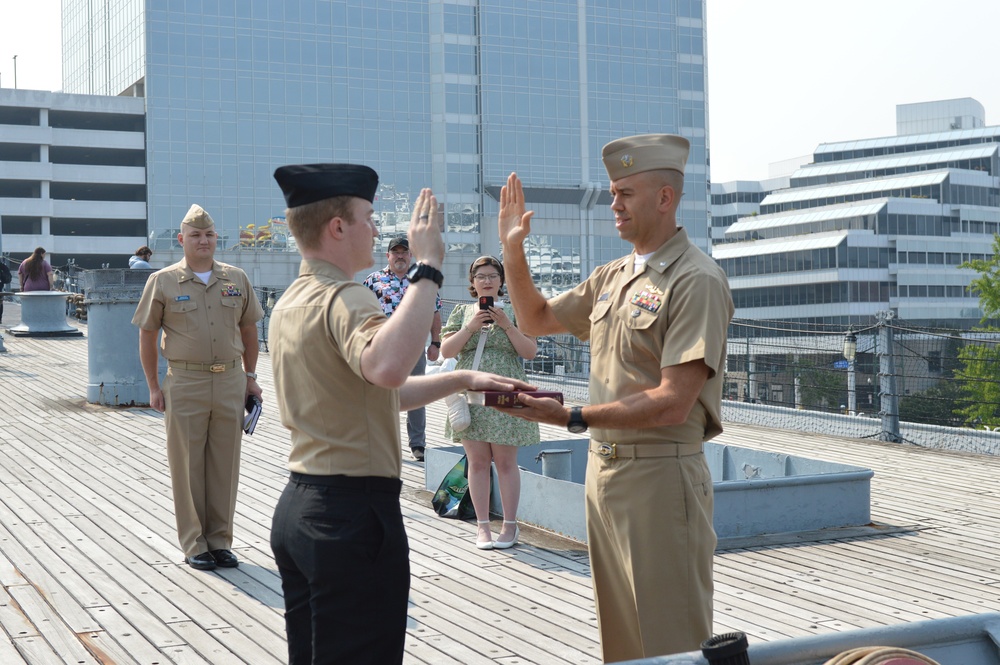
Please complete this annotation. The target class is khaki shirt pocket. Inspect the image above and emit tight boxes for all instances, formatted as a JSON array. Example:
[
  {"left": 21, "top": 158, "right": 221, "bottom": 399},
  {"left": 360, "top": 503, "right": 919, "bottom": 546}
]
[
  {"left": 166, "top": 300, "right": 199, "bottom": 332},
  {"left": 588, "top": 299, "right": 614, "bottom": 353},
  {"left": 220, "top": 297, "right": 243, "bottom": 328},
  {"left": 616, "top": 302, "right": 661, "bottom": 365}
]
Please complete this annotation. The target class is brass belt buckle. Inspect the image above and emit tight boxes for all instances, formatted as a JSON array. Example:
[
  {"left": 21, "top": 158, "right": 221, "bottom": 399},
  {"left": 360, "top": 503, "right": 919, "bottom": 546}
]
[
  {"left": 210, "top": 363, "right": 226, "bottom": 373},
  {"left": 595, "top": 443, "right": 616, "bottom": 459}
]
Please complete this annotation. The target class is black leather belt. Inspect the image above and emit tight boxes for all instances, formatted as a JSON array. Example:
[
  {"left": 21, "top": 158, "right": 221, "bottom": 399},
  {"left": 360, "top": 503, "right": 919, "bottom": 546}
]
[
  {"left": 289, "top": 472, "right": 401, "bottom": 493},
  {"left": 590, "top": 441, "right": 703, "bottom": 459}
]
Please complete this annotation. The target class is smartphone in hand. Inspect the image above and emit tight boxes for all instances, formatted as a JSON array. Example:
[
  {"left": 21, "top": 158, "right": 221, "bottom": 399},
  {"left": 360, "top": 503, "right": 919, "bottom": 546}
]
[{"left": 479, "top": 295, "right": 494, "bottom": 323}]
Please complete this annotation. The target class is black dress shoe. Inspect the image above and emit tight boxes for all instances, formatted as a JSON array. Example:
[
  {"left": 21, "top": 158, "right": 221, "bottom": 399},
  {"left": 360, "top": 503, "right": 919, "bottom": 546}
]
[
  {"left": 411, "top": 447, "right": 425, "bottom": 461},
  {"left": 186, "top": 552, "right": 217, "bottom": 570},
  {"left": 211, "top": 549, "right": 239, "bottom": 568}
]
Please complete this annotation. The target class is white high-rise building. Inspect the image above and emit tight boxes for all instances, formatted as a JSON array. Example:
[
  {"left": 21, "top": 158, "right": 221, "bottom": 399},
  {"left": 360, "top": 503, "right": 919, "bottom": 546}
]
[{"left": 712, "top": 99, "right": 999, "bottom": 329}]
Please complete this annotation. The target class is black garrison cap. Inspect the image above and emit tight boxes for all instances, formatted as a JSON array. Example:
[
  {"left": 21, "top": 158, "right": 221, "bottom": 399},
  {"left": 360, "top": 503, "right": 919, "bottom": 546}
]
[{"left": 273, "top": 163, "right": 379, "bottom": 208}]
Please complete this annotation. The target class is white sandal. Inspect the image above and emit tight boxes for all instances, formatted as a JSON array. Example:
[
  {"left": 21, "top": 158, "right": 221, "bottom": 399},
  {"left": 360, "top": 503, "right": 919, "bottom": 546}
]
[
  {"left": 476, "top": 520, "right": 494, "bottom": 550},
  {"left": 494, "top": 520, "right": 519, "bottom": 549}
]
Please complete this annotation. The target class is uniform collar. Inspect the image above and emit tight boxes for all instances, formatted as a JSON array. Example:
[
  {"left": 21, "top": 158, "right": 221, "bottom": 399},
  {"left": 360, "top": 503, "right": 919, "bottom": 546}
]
[
  {"left": 298, "top": 258, "right": 352, "bottom": 282},
  {"left": 177, "top": 258, "right": 225, "bottom": 284},
  {"left": 620, "top": 227, "right": 691, "bottom": 276}
]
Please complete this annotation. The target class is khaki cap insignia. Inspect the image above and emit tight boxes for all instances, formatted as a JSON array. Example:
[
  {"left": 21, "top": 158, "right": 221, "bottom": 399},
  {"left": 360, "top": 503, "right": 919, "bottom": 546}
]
[{"left": 602, "top": 134, "right": 690, "bottom": 181}]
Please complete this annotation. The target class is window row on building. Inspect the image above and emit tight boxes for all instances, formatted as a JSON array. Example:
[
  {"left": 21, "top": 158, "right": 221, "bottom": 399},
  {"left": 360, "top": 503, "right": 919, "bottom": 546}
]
[
  {"left": 732, "top": 281, "right": 891, "bottom": 309},
  {"left": 711, "top": 100, "right": 1000, "bottom": 328}
]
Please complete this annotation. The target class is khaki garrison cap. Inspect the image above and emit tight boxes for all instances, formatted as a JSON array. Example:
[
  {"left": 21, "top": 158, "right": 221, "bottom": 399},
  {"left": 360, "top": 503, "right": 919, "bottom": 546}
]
[
  {"left": 181, "top": 204, "right": 215, "bottom": 229},
  {"left": 602, "top": 134, "right": 690, "bottom": 181}
]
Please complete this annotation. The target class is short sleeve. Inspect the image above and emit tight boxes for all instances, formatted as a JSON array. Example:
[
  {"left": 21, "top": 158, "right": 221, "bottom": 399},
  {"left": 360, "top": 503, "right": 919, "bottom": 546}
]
[
  {"left": 661, "top": 270, "right": 732, "bottom": 377},
  {"left": 327, "top": 282, "right": 386, "bottom": 379},
  {"left": 550, "top": 263, "right": 618, "bottom": 341},
  {"left": 238, "top": 274, "right": 265, "bottom": 326},
  {"left": 442, "top": 304, "right": 469, "bottom": 335},
  {"left": 132, "top": 273, "right": 165, "bottom": 330}
]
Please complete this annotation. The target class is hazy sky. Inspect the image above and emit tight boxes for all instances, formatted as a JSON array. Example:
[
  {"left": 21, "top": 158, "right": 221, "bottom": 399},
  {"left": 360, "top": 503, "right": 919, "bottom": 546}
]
[
  {"left": 706, "top": 0, "right": 1000, "bottom": 181},
  {"left": 3, "top": 0, "right": 999, "bottom": 183}
]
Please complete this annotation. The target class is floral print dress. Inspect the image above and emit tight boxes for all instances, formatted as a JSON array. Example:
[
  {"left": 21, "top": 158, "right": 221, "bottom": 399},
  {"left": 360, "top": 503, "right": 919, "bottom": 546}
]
[{"left": 442, "top": 303, "right": 541, "bottom": 446}]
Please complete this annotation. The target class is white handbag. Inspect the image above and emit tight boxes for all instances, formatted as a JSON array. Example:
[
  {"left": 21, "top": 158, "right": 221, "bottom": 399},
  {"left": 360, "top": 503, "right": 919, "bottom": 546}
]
[{"left": 430, "top": 328, "right": 488, "bottom": 433}]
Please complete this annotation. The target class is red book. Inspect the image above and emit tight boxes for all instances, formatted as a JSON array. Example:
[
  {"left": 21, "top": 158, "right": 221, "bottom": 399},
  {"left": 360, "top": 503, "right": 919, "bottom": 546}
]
[{"left": 466, "top": 390, "right": 564, "bottom": 408}]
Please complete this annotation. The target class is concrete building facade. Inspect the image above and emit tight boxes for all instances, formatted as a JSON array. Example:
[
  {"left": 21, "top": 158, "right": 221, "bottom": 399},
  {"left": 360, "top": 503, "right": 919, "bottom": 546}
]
[
  {"left": 0, "top": 90, "right": 146, "bottom": 268},
  {"left": 711, "top": 99, "right": 1000, "bottom": 329}
]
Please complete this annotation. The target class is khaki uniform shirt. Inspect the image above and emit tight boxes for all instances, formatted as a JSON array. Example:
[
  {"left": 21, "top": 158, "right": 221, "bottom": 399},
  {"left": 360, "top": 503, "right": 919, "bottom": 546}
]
[
  {"left": 550, "top": 228, "right": 733, "bottom": 445},
  {"left": 132, "top": 259, "right": 263, "bottom": 361},
  {"left": 269, "top": 259, "right": 401, "bottom": 478}
]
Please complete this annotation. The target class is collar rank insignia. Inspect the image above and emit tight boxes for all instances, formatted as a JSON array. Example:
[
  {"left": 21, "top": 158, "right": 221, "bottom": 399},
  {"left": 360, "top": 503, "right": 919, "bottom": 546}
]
[
  {"left": 630, "top": 289, "right": 662, "bottom": 313},
  {"left": 222, "top": 282, "right": 242, "bottom": 297}
]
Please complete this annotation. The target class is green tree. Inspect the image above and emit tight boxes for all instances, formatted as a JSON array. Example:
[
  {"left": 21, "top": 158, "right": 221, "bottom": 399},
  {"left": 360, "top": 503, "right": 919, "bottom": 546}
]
[
  {"left": 955, "top": 344, "right": 1000, "bottom": 426},
  {"left": 898, "top": 379, "right": 966, "bottom": 427},
  {"left": 797, "top": 359, "right": 846, "bottom": 412},
  {"left": 957, "top": 235, "right": 1000, "bottom": 427},
  {"left": 962, "top": 235, "right": 1000, "bottom": 321}
]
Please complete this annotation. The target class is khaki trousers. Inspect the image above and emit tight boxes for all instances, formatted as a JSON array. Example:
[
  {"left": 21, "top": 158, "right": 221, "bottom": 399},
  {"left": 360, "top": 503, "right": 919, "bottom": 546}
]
[
  {"left": 585, "top": 447, "right": 715, "bottom": 663},
  {"left": 163, "top": 366, "right": 245, "bottom": 557}
]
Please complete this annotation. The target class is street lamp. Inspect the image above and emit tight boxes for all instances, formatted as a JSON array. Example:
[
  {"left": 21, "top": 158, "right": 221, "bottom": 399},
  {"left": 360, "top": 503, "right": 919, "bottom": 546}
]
[
  {"left": 12, "top": 55, "right": 17, "bottom": 89},
  {"left": 843, "top": 329, "right": 857, "bottom": 415}
]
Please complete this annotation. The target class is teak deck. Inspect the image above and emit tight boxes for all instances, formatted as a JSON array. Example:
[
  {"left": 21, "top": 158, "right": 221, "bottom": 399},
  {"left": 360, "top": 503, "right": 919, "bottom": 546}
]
[{"left": 1, "top": 323, "right": 999, "bottom": 664}]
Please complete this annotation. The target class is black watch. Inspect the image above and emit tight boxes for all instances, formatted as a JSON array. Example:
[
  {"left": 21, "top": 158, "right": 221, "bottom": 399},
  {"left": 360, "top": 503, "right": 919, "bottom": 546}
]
[
  {"left": 406, "top": 262, "right": 444, "bottom": 288},
  {"left": 567, "top": 406, "right": 588, "bottom": 434},
  {"left": 429, "top": 341, "right": 441, "bottom": 348}
]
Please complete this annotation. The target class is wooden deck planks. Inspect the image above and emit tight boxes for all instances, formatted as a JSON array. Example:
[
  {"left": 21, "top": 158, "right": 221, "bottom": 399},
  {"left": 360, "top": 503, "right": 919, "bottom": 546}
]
[{"left": 3, "top": 325, "right": 1000, "bottom": 662}]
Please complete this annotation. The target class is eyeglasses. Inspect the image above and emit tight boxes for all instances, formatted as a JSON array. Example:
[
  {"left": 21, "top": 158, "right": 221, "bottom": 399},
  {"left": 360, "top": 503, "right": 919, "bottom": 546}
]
[{"left": 474, "top": 273, "right": 501, "bottom": 282}]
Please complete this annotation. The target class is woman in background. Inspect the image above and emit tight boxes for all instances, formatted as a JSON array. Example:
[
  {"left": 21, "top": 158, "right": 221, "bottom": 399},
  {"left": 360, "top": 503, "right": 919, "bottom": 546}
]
[
  {"left": 440, "top": 256, "right": 539, "bottom": 550},
  {"left": 18, "top": 247, "right": 54, "bottom": 292}
]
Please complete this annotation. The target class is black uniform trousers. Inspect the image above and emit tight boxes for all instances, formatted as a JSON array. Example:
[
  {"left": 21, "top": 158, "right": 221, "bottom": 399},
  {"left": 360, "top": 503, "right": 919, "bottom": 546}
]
[{"left": 271, "top": 473, "right": 409, "bottom": 665}]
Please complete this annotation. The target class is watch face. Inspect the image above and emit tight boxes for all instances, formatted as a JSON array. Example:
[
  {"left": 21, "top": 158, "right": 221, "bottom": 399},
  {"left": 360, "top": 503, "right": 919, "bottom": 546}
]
[{"left": 568, "top": 423, "right": 587, "bottom": 434}]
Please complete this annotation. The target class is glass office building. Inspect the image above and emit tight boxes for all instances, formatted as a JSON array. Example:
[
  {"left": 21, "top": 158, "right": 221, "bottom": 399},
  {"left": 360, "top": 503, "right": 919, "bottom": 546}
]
[{"left": 61, "top": 0, "right": 710, "bottom": 297}]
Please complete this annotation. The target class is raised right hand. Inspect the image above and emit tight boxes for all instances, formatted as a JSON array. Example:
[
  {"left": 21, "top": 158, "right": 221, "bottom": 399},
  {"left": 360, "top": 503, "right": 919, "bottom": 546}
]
[
  {"left": 408, "top": 188, "right": 445, "bottom": 269},
  {"left": 498, "top": 172, "right": 534, "bottom": 249}
]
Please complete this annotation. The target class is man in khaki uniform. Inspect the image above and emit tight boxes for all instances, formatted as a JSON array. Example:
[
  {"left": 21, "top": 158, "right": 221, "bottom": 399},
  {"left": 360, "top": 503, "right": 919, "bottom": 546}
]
[
  {"left": 499, "top": 135, "right": 734, "bottom": 662},
  {"left": 133, "top": 204, "right": 264, "bottom": 571},
  {"left": 267, "top": 163, "right": 535, "bottom": 665}
]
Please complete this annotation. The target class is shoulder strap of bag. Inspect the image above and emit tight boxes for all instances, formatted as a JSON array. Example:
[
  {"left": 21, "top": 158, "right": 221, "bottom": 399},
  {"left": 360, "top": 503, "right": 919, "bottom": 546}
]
[{"left": 471, "top": 329, "right": 488, "bottom": 371}]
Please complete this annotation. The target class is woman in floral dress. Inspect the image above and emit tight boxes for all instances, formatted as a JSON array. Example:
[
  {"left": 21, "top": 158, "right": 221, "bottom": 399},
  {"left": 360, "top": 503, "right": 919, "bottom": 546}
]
[{"left": 440, "top": 256, "right": 539, "bottom": 550}]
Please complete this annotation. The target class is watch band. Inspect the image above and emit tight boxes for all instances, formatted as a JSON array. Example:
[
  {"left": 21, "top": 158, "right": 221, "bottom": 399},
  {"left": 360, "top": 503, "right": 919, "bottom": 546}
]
[
  {"left": 245, "top": 372, "right": 258, "bottom": 380},
  {"left": 429, "top": 341, "right": 441, "bottom": 348},
  {"left": 567, "top": 405, "right": 588, "bottom": 433},
  {"left": 408, "top": 262, "right": 444, "bottom": 288}
]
